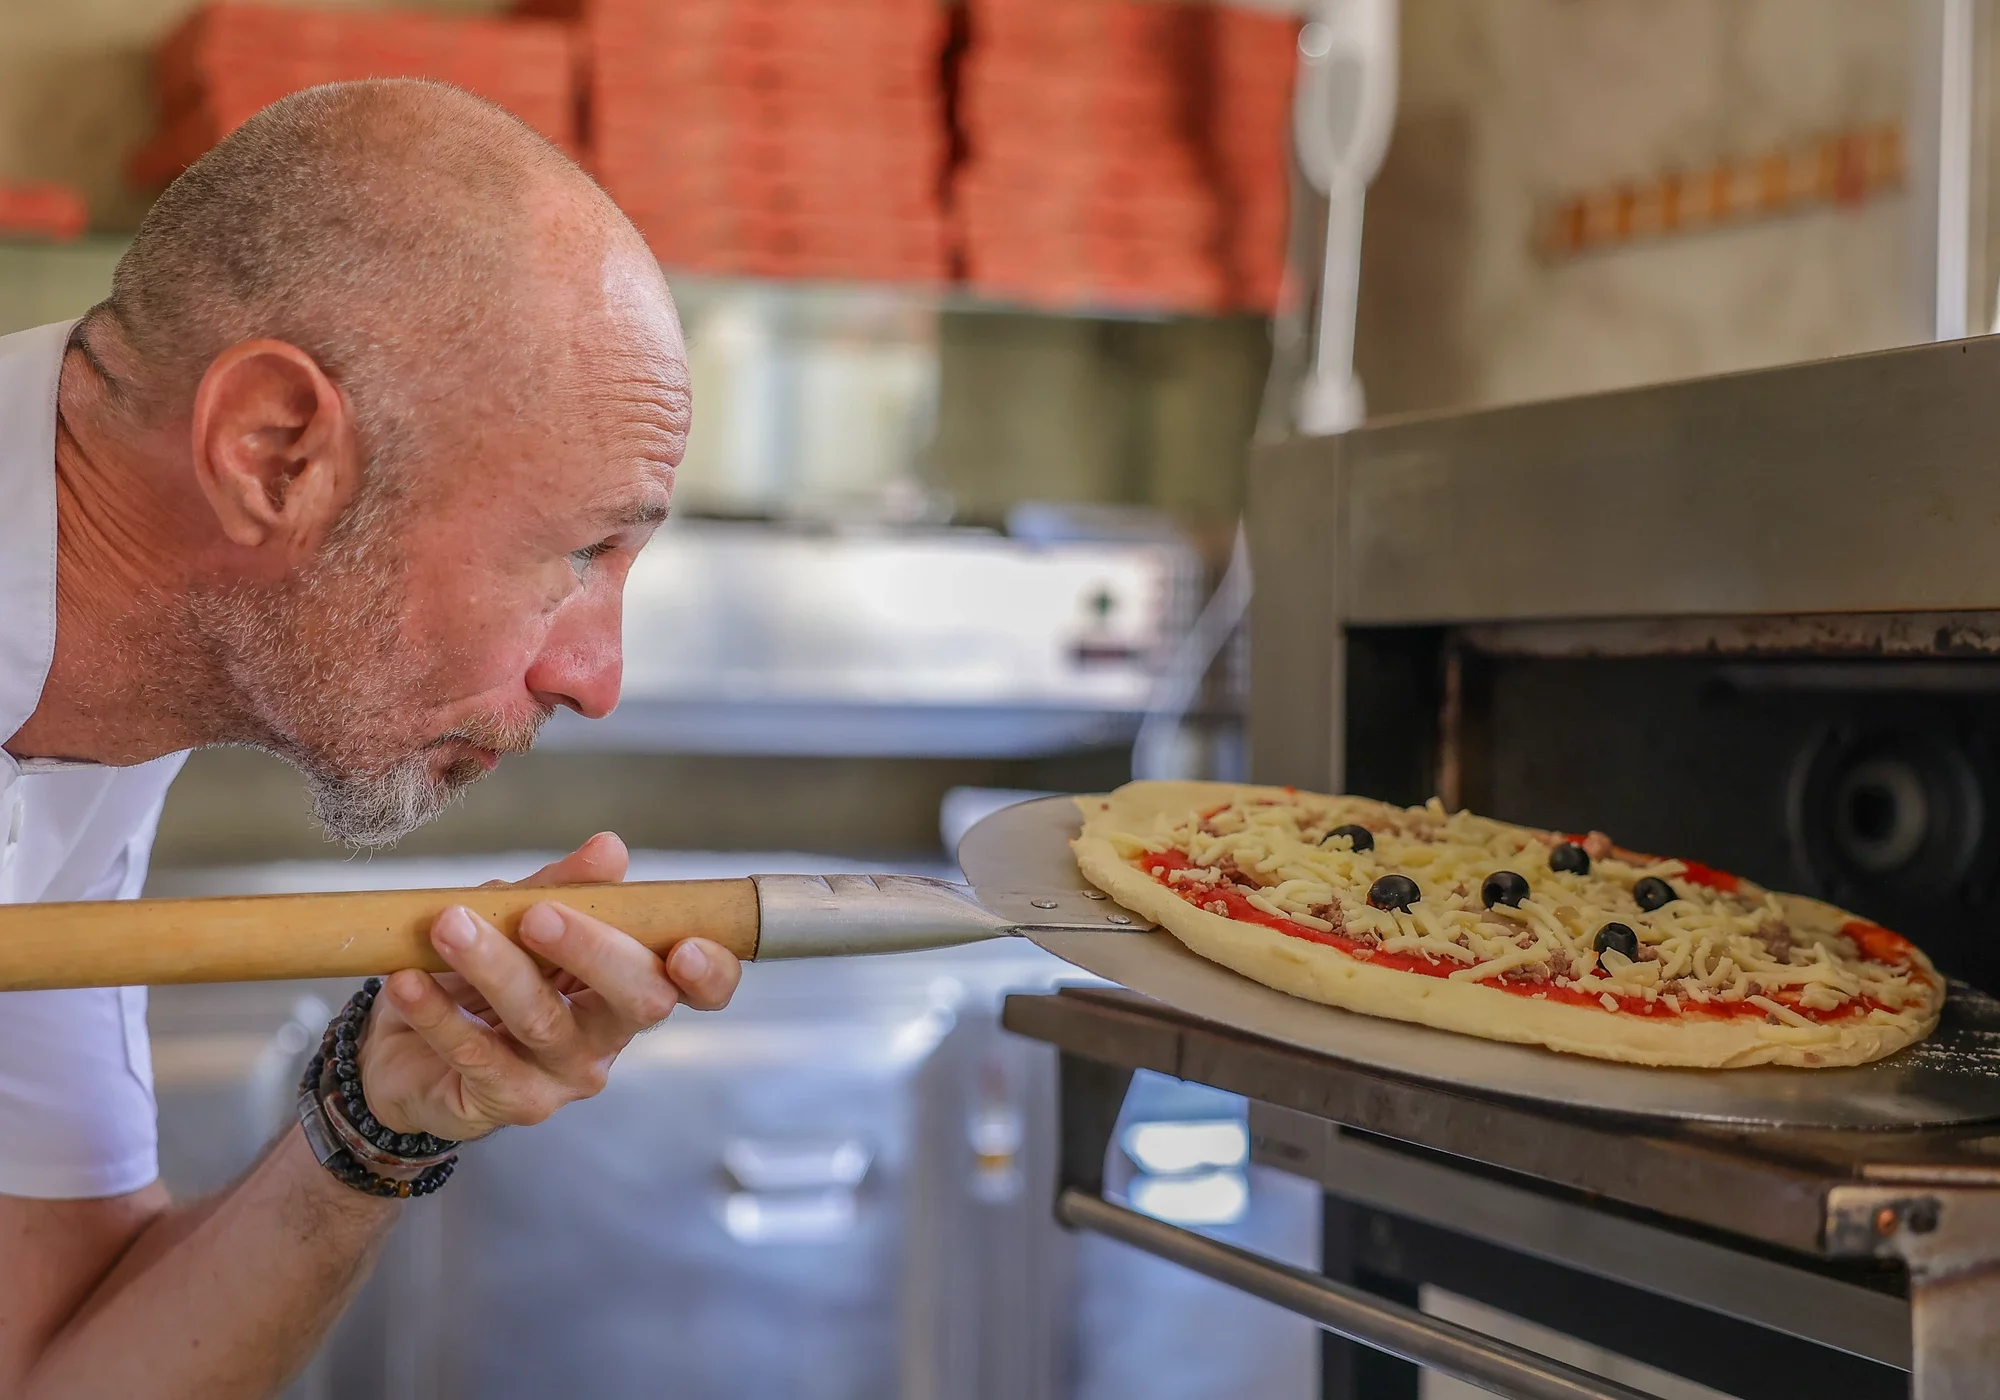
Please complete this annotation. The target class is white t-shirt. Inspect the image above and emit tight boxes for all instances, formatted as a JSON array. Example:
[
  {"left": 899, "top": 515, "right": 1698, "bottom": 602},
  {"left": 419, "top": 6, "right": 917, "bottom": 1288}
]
[{"left": 0, "top": 320, "right": 186, "bottom": 1199}]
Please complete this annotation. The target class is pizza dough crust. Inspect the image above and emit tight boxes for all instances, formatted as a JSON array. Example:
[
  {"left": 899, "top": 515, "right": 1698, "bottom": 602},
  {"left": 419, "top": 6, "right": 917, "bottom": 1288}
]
[{"left": 1072, "top": 781, "right": 1943, "bottom": 1069}]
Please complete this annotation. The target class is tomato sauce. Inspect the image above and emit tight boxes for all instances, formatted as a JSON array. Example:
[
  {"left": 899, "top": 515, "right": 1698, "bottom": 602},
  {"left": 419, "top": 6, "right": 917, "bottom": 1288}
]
[
  {"left": 1560, "top": 834, "right": 1742, "bottom": 895},
  {"left": 1139, "top": 849, "right": 1891, "bottom": 1025},
  {"left": 1841, "top": 919, "right": 1916, "bottom": 967},
  {"left": 1676, "top": 860, "right": 1740, "bottom": 894}
]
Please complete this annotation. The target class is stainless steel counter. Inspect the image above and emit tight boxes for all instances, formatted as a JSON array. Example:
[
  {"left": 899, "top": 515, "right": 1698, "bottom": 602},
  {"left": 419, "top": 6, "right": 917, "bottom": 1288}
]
[{"left": 548, "top": 520, "right": 1201, "bottom": 758}]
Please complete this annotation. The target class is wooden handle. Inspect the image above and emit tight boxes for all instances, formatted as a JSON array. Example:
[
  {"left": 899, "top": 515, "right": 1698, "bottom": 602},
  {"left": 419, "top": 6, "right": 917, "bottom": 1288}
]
[{"left": 0, "top": 879, "right": 762, "bottom": 992}]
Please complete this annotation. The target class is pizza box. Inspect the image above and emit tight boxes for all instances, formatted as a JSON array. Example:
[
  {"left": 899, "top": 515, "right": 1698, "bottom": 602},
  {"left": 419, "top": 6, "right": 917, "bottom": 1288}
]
[
  {"left": 595, "top": 171, "right": 942, "bottom": 219},
  {"left": 640, "top": 242, "right": 948, "bottom": 284},
  {"left": 136, "top": 4, "right": 580, "bottom": 186},
  {"left": 594, "top": 89, "right": 936, "bottom": 130},
  {"left": 153, "top": 6, "right": 574, "bottom": 119},
  {"left": 0, "top": 181, "right": 89, "bottom": 242}
]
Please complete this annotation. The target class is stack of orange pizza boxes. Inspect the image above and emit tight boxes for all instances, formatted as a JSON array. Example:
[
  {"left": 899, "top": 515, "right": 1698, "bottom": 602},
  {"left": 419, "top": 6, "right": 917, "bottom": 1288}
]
[
  {"left": 130, "top": 5, "right": 578, "bottom": 189},
  {"left": 956, "top": 0, "right": 1224, "bottom": 313},
  {"left": 1208, "top": 5, "right": 1298, "bottom": 313},
  {"left": 0, "top": 183, "right": 88, "bottom": 242},
  {"left": 955, "top": 0, "right": 1298, "bottom": 314},
  {"left": 561, "top": 0, "right": 948, "bottom": 283}
]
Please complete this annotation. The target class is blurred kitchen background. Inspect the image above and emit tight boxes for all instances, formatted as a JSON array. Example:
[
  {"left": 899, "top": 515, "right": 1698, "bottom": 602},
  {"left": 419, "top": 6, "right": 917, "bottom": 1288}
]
[{"left": 0, "top": 0, "right": 1988, "bottom": 1396}]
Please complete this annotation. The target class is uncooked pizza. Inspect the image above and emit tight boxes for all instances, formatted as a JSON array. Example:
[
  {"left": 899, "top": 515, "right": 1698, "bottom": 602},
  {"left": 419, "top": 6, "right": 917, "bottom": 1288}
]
[{"left": 1072, "top": 781, "right": 1943, "bottom": 1068}]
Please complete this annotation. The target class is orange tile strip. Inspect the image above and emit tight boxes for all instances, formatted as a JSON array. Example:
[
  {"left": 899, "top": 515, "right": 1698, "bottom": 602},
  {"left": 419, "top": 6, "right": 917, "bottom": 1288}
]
[{"left": 1535, "top": 123, "right": 1904, "bottom": 261}]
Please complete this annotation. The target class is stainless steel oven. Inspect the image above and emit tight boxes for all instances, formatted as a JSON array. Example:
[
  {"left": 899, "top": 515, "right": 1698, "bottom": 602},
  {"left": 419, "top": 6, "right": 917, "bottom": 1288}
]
[{"left": 1005, "top": 334, "right": 2000, "bottom": 1400}]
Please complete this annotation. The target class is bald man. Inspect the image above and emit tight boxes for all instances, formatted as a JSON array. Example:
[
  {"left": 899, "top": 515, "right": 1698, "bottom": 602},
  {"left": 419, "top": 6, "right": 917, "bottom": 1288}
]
[{"left": 0, "top": 79, "right": 742, "bottom": 1395}]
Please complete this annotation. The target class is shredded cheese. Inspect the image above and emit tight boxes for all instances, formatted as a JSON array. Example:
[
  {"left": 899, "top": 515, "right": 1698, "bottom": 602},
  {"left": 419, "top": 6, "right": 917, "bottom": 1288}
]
[{"left": 1131, "top": 792, "right": 1931, "bottom": 1023}]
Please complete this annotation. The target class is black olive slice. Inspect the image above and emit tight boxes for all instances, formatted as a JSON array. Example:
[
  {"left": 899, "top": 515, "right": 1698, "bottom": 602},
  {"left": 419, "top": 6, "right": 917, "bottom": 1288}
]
[
  {"left": 1549, "top": 842, "right": 1590, "bottom": 875},
  {"left": 1481, "top": 870, "right": 1530, "bottom": 908},
  {"left": 1593, "top": 922, "right": 1640, "bottom": 962},
  {"left": 1367, "top": 874, "right": 1420, "bottom": 912},
  {"left": 1631, "top": 876, "right": 1677, "bottom": 913},
  {"left": 1323, "top": 824, "right": 1374, "bottom": 852}
]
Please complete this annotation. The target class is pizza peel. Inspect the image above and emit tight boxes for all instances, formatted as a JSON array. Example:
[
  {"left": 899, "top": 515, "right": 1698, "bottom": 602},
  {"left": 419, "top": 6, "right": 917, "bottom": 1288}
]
[{"left": 7, "top": 795, "right": 2000, "bottom": 1129}]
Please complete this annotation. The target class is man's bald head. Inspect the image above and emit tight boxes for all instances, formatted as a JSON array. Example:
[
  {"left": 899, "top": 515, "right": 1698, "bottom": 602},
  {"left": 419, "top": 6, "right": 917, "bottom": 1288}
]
[{"left": 79, "top": 78, "right": 676, "bottom": 472}]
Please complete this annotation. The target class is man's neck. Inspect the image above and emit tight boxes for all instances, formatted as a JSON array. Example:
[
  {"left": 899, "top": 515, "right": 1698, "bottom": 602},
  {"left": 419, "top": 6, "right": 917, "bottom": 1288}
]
[{"left": 3, "top": 349, "right": 220, "bottom": 767}]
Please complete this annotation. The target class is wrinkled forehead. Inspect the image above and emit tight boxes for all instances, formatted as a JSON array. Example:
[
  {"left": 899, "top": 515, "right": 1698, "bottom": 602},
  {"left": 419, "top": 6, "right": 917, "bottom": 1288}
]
[
  {"left": 528, "top": 184, "right": 682, "bottom": 342},
  {"left": 497, "top": 231, "right": 685, "bottom": 457},
  {"left": 601, "top": 245, "right": 685, "bottom": 356},
  {"left": 389, "top": 191, "right": 686, "bottom": 519},
  {"left": 554, "top": 238, "right": 688, "bottom": 431},
  {"left": 404, "top": 326, "right": 683, "bottom": 546}
]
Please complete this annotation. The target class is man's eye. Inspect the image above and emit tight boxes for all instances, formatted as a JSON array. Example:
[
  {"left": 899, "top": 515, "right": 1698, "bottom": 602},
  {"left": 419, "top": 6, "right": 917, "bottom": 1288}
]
[{"left": 568, "top": 541, "right": 614, "bottom": 578}]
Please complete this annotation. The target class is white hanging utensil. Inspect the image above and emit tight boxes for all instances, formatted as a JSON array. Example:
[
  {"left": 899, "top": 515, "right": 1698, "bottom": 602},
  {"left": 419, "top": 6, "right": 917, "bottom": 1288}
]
[{"left": 1293, "top": 0, "right": 1399, "bottom": 436}]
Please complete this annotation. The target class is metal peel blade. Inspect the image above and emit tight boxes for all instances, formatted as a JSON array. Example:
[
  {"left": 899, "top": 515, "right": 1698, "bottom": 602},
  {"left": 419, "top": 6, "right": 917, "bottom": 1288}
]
[{"left": 749, "top": 871, "right": 1153, "bottom": 960}]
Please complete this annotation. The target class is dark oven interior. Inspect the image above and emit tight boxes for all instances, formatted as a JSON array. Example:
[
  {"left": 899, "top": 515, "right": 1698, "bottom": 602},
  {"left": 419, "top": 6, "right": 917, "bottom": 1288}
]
[{"left": 1345, "top": 629, "right": 2000, "bottom": 998}]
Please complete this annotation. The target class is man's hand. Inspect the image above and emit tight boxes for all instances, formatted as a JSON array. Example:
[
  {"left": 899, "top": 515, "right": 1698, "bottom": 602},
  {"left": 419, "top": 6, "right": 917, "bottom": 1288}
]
[{"left": 357, "top": 832, "right": 741, "bottom": 1140}]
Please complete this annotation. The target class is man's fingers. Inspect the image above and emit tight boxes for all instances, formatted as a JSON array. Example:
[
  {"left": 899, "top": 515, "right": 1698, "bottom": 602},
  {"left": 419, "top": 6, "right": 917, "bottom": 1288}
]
[
  {"left": 667, "top": 938, "right": 742, "bottom": 1012},
  {"left": 516, "top": 832, "right": 629, "bottom": 889},
  {"left": 431, "top": 905, "right": 580, "bottom": 1057},
  {"left": 518, "top": 901, "right": 682, "bottom": 1035},
  {"left": 381, "top": 968, "right": 521, "bottom": 1085}
]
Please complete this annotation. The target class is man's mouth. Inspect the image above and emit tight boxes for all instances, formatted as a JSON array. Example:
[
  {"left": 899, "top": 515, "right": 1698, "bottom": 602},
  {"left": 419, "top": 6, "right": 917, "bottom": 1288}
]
[
  {"left": 418, "top": 707, "right": 553, "bottom": 783},
  {"left": 427, "top": 737, "right": 505, "bottom": 774}
]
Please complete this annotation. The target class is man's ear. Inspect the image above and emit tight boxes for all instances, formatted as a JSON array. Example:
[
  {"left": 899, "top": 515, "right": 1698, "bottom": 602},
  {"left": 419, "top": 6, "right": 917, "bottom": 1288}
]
[{"left": 189, "top": 339, "right": 357, "bottom": 559}]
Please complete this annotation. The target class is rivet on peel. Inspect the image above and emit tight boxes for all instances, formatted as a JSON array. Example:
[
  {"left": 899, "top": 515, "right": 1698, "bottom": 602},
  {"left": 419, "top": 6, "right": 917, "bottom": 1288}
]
[
  {"left": 1107, "top": 914, "right": 1133, "bottom": 925},
  {"left": 1031, "top": 898, "right": 1058, "bottom": 910}
]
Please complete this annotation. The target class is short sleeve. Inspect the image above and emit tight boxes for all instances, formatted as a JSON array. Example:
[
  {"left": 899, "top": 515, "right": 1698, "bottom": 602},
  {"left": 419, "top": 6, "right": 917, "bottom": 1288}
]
[
  {"left": 0, "top": 811, "right": 168, "bottom": 1200},
  {"left": 0, "top": 985, "right": 159, "bottom": 1198}
]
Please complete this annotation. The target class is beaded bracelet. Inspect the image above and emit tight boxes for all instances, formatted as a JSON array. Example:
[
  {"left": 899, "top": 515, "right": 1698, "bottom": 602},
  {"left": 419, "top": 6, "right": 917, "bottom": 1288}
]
[{"left": 296, "top": 978, "right": 460, "bottom": 1199}]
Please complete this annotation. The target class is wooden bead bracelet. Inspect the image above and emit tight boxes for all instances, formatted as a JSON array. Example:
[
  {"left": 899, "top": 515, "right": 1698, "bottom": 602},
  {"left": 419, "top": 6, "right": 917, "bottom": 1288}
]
[{"left": 296, "top": 979, "right": 460, "bottom": 1199}]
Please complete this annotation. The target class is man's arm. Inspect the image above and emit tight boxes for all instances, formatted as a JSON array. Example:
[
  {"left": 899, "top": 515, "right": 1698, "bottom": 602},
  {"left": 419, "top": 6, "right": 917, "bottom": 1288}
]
[
  {"left": 0, "top": 1131, "right": 394, "bottom": 1400},
  {"left": 0, "top": 834, "right": 740, "bottom": 1400}
]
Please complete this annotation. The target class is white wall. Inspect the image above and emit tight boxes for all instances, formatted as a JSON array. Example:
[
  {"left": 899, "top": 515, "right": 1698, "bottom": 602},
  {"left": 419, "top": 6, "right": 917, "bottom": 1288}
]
[{"left": 1358, "top": 0, "right": 1924, "bottom": 418}]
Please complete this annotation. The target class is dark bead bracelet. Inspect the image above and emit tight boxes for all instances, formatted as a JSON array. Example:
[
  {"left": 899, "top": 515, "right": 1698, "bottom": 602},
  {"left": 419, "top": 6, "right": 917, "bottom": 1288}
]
[
  {"left": 297, "top": 978, "right": 460, "bottom": 1199},
  {"left": 305, "top": 1131, "right": 458, "bottom": 1200}
]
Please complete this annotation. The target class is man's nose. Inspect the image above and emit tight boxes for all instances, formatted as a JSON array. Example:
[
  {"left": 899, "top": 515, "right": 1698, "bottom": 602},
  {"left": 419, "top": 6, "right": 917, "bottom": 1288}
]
[{"left": 524, "top": 595, "right": 623, "bottom": 720}]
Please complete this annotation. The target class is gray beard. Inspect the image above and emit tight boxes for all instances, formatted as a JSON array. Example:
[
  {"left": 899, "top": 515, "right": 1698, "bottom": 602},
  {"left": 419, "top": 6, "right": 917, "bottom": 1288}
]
[
  {"left": 296, "top": 746, "right": 463, "bottom": 849},
  {"left": 294, "top": 711, "right": 544, "bottom": 848}
]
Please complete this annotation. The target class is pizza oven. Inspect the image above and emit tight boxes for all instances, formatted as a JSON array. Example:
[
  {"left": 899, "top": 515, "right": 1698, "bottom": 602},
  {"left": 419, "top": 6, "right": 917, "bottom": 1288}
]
[{"left": 1003, "top": 334, "right": 2000, "bottom": 1400}]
